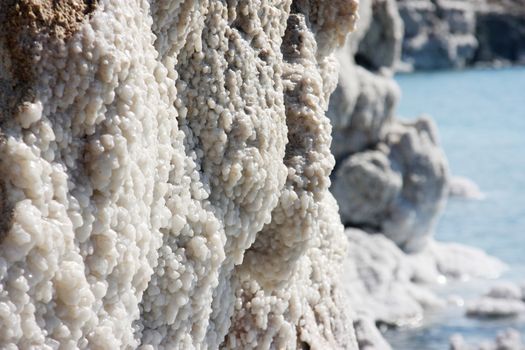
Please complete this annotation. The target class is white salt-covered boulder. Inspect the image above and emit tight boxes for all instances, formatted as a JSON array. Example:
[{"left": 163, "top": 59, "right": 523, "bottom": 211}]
[
  {"left": 332, "top": 117, "right": 449, "bottom": 252},
  {"left": 0, "top": 0, "right": 359, "bottom": 348},
  {"left": 332, "top": 150, "right": 403, "bottom": 228},
  {"left": 465, "top": 282, "right": 525, "bottom": 319},
  {"left": 466, "top": 298, "right": 525, "bottom": 318}
]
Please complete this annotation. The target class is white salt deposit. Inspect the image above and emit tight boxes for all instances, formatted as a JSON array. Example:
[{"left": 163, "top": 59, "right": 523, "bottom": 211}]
[{"left": 0, "top": 0, "right": 359, "bottom": 349}]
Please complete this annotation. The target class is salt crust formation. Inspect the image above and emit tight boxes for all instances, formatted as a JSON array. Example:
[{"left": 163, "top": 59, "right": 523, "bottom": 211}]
[{"left": 0, "top": 0, "right": 361, "bottom": 349}]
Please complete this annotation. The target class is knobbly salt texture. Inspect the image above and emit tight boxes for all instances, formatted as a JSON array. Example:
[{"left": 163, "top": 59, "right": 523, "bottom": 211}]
[{"left": 0, "top": 0, "right": 358, "bottom": 349}]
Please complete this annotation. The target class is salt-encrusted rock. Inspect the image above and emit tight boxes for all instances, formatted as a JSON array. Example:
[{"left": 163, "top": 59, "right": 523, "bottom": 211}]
[
  {"left": 341, "top": 229, "right": 505, "bottom": 329},
  {"left": 465, "top": 282, "right": 525, "bottom": 319},
  {"left": 353, "top": 316, "right": 393, "bottom": 350},
  {"left": 328, "top": 0, "right": 449, "bottom": 253},
  {"left": 332, "top": 117, "right": 449, "bottom": 252},
  {"left": 342, "top": 229, "right": 430, "bottom": 327},
  {"left": 397, "top": 0, "right": 478, "bottom": 70},
  {"left": 466, "top": 298, "right": 525, "bottom": 318},
  {"left": 0, "top": 0, "right": 359, "bottom": 348},
  {"left": 395, "top": 0, "right": 525, "bottom": 69},
  {"left": 451, "top": 328, "right": 525, "bottom": 350},
  {"left": 449, "top": 176, "right": 485, "bottom": 199},
  {"left": 376, "top": 118, "right": 449, "bottom": 252},
  {"left": 332, "top": 150, "right": 403, "bottom": 227},
  {"left": 428, "top": 240, "right": 506, "bottom": 280},
  {"left": 329, "top": 63, "right": 400, "bottom": 160},
  {"left": 328, "top": 0, "right": 402, "bottom": 163},
  {"left": 328, "top": 0, "right": 402, "bottom": 160},
  {"left": 325, "top": 0, "right": 517, "bottom": 347},
  {"left": 355, "top": 0, "right": 404, "bottom": 71}
]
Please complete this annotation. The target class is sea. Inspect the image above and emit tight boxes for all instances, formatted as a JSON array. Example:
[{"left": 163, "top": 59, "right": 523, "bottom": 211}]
[{"left": 383, "top": 67, "right": 525, "bottom": 349}]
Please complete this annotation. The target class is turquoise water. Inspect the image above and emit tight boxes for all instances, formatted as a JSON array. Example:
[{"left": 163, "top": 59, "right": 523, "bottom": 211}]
[{"left": 385, "top": 68, "right": 525, "bottom": 349}]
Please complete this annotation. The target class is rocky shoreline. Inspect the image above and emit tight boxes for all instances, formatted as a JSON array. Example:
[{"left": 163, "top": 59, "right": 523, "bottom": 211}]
[
  {"left": 0, "top": 0, "right": 523, "bottom": 349},
  {"left": 327, "top": 0, "right": 525, "bottom": 348}
]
